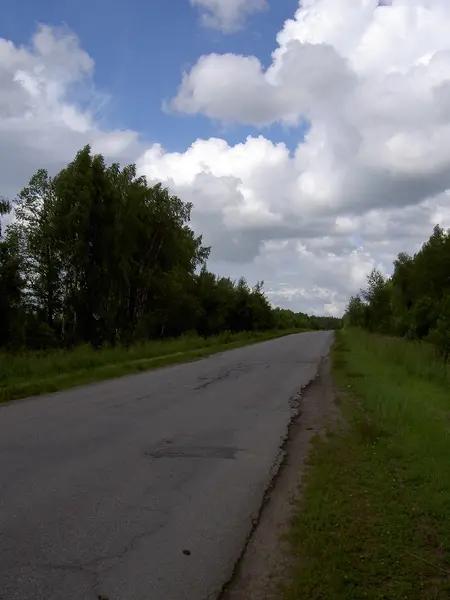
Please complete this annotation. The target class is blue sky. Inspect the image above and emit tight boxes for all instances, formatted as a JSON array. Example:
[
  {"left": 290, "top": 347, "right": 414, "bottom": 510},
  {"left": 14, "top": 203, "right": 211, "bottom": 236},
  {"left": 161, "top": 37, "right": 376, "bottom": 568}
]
[
  {"left": 1, "top": 0, "right": 300, "bottom": 151},
  {"left": 3, "top": 0, "right": 446, "bottom": 315}
]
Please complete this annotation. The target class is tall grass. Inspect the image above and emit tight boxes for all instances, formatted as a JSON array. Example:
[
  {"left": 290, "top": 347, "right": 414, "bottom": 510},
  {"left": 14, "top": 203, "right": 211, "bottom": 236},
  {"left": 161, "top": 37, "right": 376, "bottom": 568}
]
[
  {"left": 0, "top": 329, "right": 302, "bottom": 403},
  {"left": 348, "top": 327, "right": 450, "bottom": 386},
  {"left": 284, "top": 329, "right": 450, "bottom": 600}
]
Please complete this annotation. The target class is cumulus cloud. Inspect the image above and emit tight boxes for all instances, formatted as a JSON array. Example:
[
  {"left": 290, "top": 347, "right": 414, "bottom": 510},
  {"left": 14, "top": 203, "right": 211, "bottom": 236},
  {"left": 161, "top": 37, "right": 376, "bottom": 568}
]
[
  {"left": 142, "top": 0, "right": 450, "bottom": 312},
  {"left": 189, "top": 0, "right": 267, "bottom": 33},
  {"left": 137, "top": 133, "right": 448, "bottom": 315},
  {"left": 170, "top": 0, "right": 450, "bottom": 219},
  {"left": 171, "top": 43, "right": 354, "bottom": 126},
  {"left": 0, "top": 24, "right": 139, "bottom": 198},
  {"left": 4, "top": 4, "right": 450, "bottom": 315}
]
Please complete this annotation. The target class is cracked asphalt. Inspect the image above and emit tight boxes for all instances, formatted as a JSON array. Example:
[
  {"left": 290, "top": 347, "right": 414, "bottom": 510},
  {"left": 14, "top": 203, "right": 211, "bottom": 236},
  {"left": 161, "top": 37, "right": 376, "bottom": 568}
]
[{"left": 0, "top": 331, "right": 333, "bottom": 600}]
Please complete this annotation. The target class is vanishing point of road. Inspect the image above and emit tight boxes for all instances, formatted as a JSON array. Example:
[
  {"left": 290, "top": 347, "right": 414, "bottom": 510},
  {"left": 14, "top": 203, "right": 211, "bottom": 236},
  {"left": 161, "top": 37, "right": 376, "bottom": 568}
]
[{"left": 0, "top": 331, "right": 333, "bottom": 600}]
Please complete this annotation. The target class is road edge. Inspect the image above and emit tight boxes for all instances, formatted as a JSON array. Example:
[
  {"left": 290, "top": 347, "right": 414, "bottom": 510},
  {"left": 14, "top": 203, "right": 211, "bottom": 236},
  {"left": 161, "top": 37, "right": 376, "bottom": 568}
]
[{"left": 218, "top": 347, "right": 339, "bottom": 599}]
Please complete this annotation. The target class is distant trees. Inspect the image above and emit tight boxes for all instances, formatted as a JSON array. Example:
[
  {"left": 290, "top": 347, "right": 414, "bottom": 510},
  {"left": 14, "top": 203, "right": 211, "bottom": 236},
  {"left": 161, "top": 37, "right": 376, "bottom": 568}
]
[
  {"left": 272, "top": 307, "right": 341, "bottom": 332},
  {"left": 345, "top": 225, "right": 450, "bottom": 361},
  {"left": 309, "top": 314, "right": 343, "bottom": 331},
  {"left": 0, "top": 146, "right": 338, "bottom": 352}
]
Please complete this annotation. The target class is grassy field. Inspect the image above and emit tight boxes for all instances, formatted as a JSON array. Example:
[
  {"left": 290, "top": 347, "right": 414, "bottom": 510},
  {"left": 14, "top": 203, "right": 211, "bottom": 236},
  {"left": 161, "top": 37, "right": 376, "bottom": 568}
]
[
  {"left": 0, "top": 328, "right": 304, "bottom": 403},
  {"left": 284, "top": 328, "right": 450, "bottom": 600}
]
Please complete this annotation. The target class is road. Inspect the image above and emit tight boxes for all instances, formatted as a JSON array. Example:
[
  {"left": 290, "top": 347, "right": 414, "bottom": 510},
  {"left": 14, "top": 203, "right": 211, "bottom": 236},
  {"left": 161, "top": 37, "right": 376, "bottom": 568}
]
[{"left": 0, "top": 331, "right": 333, "bottom": 600}]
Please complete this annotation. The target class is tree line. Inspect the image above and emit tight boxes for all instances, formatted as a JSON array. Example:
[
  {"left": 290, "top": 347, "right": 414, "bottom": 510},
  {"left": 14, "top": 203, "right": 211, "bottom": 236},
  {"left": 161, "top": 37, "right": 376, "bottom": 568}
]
[
  {"left": 0, "top": 146, "right": 341, "bottom": 351},
  {"left": 345, "top": 224, "right": 450, "bottom": 361}
]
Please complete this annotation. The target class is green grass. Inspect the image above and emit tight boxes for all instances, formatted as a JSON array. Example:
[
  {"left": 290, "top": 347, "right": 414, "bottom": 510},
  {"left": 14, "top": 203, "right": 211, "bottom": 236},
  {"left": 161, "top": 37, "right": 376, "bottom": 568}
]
[
  {"left": 284, "top": 328, "right": 450, "bottom": 600},
  {"left": 0, "top": 329, "right": 305, "bottom": 403}
]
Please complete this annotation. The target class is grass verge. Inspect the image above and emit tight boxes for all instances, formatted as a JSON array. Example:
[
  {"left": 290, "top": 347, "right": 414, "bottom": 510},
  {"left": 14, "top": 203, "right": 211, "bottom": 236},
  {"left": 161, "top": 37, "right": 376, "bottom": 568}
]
[
  {"left": 284, "top": 328, "right": 450, "bottom": 600},
  {"left": 0, "top": 329, "right": 305, "bottom": 403}
]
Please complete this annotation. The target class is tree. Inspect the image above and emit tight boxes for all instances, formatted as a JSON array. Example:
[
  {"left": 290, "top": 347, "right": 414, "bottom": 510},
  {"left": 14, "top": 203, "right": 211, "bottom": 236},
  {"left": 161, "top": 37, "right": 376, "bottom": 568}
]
[
  {"left": 344, "top": 225, "right": 450, "bottom": 361},
  {"left": 0, "top": 146, "right": 337, "bottom": 352},
  {"left": 14, "top": 170, "right": 62, "bottom": 344},
  {"left": 0, "top": 200, "right": 25, "bottom": 348},
  {"left": 427, "top": 295, "right": 450, "bottom": 363},
  {"left": 344, "top": 295, "right": 367, "bottom": 328},
  {"left": 360, "top": 268, "right": 392, "bottom": 333}
]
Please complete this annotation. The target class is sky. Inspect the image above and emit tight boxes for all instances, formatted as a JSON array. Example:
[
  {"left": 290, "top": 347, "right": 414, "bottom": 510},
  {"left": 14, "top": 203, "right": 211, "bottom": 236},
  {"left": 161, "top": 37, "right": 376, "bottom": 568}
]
[{"left": 2, "top": 0, "right": 450, "bottom": 316}]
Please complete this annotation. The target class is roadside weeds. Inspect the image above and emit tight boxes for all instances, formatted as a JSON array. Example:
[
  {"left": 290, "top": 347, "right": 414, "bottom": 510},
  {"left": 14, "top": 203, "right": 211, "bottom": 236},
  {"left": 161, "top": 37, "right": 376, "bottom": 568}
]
[
  {"left": 284, "top": 329, "right": 450, "bottom": 599},
  {"left": 0, "top": 329, "right": 305, "bottom": 403},
  {"left": 224, "top": 328, "right": 450, "bottom": 600}
]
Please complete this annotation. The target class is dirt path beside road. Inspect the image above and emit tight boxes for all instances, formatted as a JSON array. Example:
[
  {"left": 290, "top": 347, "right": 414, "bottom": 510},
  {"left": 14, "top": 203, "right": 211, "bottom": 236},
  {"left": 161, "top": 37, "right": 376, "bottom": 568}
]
[{"left": 221, "top": 357, "right": 340, "bottom": 600}]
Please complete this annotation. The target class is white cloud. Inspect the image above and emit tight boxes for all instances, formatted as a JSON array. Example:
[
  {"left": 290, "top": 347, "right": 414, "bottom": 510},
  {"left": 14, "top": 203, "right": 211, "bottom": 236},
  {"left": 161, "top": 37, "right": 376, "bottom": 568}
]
[
  {"left": 137, "top": 133, "right": 446, "bottom": 314},
  {"left": 142, "top": 0, "right": 450, "bottom": 313},
  {"left": 0, "top": 24, "right": 139, "bottom": 198},
  {"left": 170, "top": 0, "right": 450, "bottom": 219},
  {"left": 4, "top": 6, "right": 450, "bottom": 316},
  {"left": 171, "top": 43, "right": 354, "bottom": 127},
  {"left": 190, "top": 0, "right": 267, "bottom": 33}
]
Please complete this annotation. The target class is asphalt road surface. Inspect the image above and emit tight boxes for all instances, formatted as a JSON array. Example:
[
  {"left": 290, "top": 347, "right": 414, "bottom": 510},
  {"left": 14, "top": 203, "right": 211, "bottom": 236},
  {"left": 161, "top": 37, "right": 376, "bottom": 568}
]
[{"left": 0, "top": 331, "right": 333, "bottom": 600}]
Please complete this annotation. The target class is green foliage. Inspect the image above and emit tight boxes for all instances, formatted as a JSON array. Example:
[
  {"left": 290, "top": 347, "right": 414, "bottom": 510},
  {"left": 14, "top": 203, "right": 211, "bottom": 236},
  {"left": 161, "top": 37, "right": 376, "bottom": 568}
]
[
  {"left": 1, "top": 146, "right": 339, "bottom": 355},
  {"left": 273, "top": 307, "right": 342, "bottom": 332},
  {"left": 345, "top": 226, "right": 450, "bottom": 361},
  {"left": 0, "top": 329, "right": 301, "bottom": 403},
  {"left": 0, "top": 200, "right": 26, "bottom": 349},
  {"left": 427, "top": 295, "right": 450, "bottom": 363},
  {"left": 285, "top": 330, "right": 450, "bottom": 600}
]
